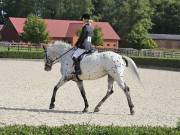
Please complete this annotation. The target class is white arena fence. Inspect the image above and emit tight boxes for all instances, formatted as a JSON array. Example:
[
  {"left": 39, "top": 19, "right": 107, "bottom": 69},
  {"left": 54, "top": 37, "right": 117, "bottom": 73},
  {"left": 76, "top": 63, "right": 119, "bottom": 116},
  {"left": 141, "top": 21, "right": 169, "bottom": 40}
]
[{"left": 0, "top": 41, "right": 180, "bottom": 58}]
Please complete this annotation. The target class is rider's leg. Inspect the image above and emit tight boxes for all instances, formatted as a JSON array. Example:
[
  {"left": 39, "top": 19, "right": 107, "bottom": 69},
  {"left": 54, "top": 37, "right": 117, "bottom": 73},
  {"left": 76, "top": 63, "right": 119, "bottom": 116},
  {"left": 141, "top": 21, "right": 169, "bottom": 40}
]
[
  {"left": 72, "top": 48, "right": 86, "bottom": 75},
  {"left": 73, "top": 57, "right": 81, "bottom": 75}
]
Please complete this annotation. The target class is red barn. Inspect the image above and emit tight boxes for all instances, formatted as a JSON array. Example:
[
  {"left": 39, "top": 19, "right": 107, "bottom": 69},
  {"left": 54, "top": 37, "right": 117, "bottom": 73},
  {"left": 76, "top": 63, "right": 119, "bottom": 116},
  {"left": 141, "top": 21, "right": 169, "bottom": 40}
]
[{"left": 1, "top": 17, "right": 120, "bottom": 49}]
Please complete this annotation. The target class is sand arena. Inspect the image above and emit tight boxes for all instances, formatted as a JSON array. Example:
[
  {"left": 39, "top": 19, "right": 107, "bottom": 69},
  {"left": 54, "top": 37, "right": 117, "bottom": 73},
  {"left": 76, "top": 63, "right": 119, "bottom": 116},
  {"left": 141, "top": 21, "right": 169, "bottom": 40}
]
[{"left": 0, "top": 59, "right": 179, "bottom": 127}]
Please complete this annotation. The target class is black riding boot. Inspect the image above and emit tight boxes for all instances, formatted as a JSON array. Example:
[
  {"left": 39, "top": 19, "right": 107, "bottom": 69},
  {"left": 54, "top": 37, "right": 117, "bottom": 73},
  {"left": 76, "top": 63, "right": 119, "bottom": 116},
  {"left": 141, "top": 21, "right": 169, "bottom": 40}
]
[{"left": 73, "top": 58, "right": 81, "bottom": 75}]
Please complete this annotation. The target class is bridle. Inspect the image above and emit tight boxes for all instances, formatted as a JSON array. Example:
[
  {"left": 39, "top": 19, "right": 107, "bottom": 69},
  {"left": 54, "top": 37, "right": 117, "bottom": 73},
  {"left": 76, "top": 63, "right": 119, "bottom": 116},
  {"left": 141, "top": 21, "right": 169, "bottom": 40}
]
[{"left": 44, "top": 47, "right": 74, "bottom": 67}]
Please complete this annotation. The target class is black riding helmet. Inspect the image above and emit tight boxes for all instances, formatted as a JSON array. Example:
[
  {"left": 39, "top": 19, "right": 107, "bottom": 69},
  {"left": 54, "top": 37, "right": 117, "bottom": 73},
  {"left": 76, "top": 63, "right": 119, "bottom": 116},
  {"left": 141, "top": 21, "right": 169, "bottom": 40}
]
[{"left": 81, "top": 13, "right": 90, "bottom": 20}]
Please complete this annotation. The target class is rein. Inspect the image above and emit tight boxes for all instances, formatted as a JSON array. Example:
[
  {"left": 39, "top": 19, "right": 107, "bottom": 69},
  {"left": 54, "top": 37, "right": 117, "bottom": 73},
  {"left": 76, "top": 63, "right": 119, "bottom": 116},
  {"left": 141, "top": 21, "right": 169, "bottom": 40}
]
[{"left": 45, "top": 47, "right": 74, "bottom": 63}]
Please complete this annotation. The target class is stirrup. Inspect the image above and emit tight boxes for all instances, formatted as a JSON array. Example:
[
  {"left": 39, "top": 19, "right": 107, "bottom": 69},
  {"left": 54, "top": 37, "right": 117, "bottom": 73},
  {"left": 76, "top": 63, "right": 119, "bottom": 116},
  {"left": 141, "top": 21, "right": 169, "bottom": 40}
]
[
  {"left": 72, "top": 70, "right": 81, "bottom": 75},
  {"left": 71, "top": 72, "right": 82, "bottom": 81}
]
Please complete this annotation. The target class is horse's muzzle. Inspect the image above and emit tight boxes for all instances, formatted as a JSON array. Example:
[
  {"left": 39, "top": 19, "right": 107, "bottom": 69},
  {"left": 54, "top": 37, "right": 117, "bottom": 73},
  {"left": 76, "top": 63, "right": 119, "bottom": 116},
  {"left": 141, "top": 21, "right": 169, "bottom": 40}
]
[{"left": 44, "top": 64, "right": 52, "bottom": 71}]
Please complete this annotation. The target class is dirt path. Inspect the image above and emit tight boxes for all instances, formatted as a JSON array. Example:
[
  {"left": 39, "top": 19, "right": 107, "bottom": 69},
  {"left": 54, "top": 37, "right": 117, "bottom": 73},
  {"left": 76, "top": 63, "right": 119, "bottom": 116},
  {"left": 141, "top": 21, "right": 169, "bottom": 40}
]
[{"left": 0, "top": 59, "right": 179, "bottom": 127}]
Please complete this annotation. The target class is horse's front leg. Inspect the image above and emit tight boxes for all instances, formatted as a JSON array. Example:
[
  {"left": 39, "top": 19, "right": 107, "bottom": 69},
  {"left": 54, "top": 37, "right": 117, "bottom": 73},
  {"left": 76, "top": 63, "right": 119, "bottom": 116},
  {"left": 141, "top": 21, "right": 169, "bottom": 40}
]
[
  {"left": 49, "top": 77, "right": 67, "bottom": 109},
  {"left": 76, "top": 81, "right": 89, "bottom": 112}
]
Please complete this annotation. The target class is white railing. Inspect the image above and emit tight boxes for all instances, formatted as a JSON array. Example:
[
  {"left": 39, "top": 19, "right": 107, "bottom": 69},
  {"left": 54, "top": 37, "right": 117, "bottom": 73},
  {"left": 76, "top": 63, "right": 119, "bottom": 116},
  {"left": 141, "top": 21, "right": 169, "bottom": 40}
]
[{"left": 0, "top": 42, "right": 180, "bottom": 58}]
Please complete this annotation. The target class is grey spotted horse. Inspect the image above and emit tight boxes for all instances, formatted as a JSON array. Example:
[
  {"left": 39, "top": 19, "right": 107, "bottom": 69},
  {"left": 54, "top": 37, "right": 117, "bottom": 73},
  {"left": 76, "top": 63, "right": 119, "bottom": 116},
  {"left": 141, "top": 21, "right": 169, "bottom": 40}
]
[{"left": 43, "top": 41, "right": 141, "bottom": 115}]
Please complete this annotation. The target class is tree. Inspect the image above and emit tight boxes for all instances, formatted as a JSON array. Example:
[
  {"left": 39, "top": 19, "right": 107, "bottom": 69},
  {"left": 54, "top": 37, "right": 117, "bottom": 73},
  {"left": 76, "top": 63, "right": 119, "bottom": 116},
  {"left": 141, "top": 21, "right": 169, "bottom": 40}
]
[
  {"left": 22, "top": 14, "right": 49, "bottom": 44},
  {"left": 151, "top": 0, "right": 180, "bottom": 34},
  {"left": 92, "top": 0, "right": 117, "bottom": 21},
  {"left": 4, "top": 0, "right": 35, "bottom": 17},
  {"left": 61, "top": 0, "right": 94, "bottom": 19},
  {"left": 113, "top": 0, "right": 156, "bottom": 49},
  {"left": 92, "top": 27, "right": 103, "bottom": 46},
  {"left": 128, "top": 19, "right": 156, "bottom": 49}
]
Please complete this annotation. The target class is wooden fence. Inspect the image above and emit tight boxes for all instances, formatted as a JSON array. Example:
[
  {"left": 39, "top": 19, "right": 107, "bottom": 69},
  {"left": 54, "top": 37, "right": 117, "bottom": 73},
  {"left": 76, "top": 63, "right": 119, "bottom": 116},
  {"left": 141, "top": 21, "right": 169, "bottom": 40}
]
[
  {"left": 97, "top": 48, "right": 180, "bottom": 58},
  {"left": 0, "top": 42, "right": 180, "bottom": 58},
  {"left": 0, "top": 42, "right": 42, "bottom": 52}
]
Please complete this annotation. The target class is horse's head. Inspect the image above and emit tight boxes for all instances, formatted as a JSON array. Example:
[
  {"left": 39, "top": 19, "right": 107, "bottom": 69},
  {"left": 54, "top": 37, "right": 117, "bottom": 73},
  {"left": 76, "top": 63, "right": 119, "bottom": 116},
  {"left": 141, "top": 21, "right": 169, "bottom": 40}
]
[
  {"left": 42, "top": 44, "right": 54, "bottom": 71},
  {"left": 42, "top": 41, "right": 72, "bottom": 71}
]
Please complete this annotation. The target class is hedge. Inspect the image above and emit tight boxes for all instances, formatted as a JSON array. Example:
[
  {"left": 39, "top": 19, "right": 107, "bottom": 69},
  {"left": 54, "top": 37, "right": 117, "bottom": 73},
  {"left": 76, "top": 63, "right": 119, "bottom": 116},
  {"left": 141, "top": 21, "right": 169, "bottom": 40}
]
[
  {"left": 0, "top": 51, "right": 44, "bottom": 59},
  {"left": 0, "top": 51, "right": 180, "bottom": 69},
  {"left": 131, "top": 56, "right": 180, "bottom": 69}
]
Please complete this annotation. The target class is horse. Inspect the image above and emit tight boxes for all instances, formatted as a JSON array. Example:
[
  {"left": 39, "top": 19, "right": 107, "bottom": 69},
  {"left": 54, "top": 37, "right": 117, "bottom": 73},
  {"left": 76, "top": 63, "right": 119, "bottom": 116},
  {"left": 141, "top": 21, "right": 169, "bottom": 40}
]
[{"left": 42, "top": 41, "right": 141, "bottom": 115}]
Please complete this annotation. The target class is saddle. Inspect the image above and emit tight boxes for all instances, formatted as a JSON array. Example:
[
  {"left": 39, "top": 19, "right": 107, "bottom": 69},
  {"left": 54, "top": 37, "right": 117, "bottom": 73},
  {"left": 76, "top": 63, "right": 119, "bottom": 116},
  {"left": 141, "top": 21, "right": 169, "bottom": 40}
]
[
  {"left": 79, "top": 49, "right": 96, "bottom": 61},
  {"left": 73, "top": 49, "right": 96, "bottom": 79}
]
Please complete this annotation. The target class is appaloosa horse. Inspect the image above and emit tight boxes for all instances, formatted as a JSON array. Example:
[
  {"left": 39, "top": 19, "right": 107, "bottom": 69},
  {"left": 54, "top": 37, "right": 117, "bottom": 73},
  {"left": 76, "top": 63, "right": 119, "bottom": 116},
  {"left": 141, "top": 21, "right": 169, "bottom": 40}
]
[{"left": 43, "top": 41, "right": 141, "bottom": 115}]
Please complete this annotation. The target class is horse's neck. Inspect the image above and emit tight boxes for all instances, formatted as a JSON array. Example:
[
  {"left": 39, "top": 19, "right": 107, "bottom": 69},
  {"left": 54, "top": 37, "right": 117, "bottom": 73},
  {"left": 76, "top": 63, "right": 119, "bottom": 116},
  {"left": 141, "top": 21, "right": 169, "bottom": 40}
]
[
  {"left": 59, "top": 47, "right": 69, "bottom": 56},
  {"left": 54, "top": 45, "right": 73, "bottom": 65},
  {"left": 51, "top": 45, "right": 71, "bottom": 58},
  {"left": 60, "top": 48, "right": 74, "bottom": 73}
]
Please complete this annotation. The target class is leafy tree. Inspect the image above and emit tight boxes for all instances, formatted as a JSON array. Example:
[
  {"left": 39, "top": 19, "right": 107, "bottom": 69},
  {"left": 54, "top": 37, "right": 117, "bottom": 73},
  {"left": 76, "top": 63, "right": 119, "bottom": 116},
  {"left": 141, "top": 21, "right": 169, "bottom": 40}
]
[
  {"left": 151, "top": 0, "right": 180, "bottom": 34},
  {"left": 3, "top": 0, "right": 35, "bottom": 17},
  {"left": 61, "top": 0, "right": 94, "bottom": 19},
  {"left": 22, "top": 14, "right": 49, "bottom": 44},
  {"left": 113, "top": 0, "right": 156, "bottom": 49},
  {"left": 38, "top": 0, "right": 62, "bottom": 19},
  {"left": 115, "top": 0, "right": 153, "bottom": 37},
  {"left": 92, "top": 27, "right": 103, "bottom": 46},
  {"left": 92, "top": 0, "right": 117, "bottom": 21},
  {"left": 4, "top": 0, "right": 180, "bottom": 49},
  {"left": 128, "top": 19, "right": 156, "bottom": 49}
]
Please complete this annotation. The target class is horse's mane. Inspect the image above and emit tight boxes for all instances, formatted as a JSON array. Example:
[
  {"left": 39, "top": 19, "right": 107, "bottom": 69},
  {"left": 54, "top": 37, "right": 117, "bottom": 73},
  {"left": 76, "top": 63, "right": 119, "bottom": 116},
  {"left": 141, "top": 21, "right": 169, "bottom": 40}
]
[{"left": 49, "top": 40, "right": 72, "bottom": 50}]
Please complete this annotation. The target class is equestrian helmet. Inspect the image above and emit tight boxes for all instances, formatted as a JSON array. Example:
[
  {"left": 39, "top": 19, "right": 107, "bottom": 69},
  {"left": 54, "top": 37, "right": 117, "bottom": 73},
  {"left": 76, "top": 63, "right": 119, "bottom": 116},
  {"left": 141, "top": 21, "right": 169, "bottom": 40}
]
[{"left": 81, "top": 13, "right": 90, "bottom": 20}]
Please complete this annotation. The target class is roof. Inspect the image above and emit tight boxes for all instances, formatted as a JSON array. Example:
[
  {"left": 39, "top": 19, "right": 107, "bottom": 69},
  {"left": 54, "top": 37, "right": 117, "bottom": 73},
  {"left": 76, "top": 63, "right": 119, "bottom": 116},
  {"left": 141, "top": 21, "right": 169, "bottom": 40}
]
[
  {"left": 9, "top": 18, "right": 25, "bottom": 33},
  {"left": 149, "top": 34, "right": 180, "bottom": 41},
  {"left": 9, "top": 17, "right": 120, "bottom": 40},
  {"left": 93, "top": 22, "right": 120, "bottom": 40},
  {"left": 66, "top": 23, "right": 82, "bottom": 37}
]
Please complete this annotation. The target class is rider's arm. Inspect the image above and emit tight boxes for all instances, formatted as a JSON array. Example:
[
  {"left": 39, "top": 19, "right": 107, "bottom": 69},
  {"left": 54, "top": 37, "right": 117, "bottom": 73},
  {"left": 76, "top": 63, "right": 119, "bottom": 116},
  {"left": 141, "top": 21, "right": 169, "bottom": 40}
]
[{"left": 75, "top": 25, "right": 88, "bottom": 48}]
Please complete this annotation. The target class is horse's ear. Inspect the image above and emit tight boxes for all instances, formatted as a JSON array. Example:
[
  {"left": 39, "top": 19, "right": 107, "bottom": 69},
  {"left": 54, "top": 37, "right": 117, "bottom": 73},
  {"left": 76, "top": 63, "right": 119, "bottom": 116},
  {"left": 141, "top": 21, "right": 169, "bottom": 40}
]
[{"left": 42, "top": 44, "right": 48, "bottom": 50}]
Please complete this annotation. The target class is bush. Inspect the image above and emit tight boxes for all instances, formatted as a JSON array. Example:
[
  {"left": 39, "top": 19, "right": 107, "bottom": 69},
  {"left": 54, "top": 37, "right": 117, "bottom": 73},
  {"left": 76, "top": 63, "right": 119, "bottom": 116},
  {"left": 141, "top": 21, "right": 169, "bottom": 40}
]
[
  {"left": 0, "top": 51, "right": 44, "bottom": 59},
  {"left": 131, "top": 56, "right": 180, "bottom": 69},
  {"left": 92, "top": 26, "right": 104, "bottom": 46},
  {"left": 22, "top": 14, "right": 49, "bottom": 43},
  {"left": 128, "top": 19, "right": 157, "bottom": 49}
]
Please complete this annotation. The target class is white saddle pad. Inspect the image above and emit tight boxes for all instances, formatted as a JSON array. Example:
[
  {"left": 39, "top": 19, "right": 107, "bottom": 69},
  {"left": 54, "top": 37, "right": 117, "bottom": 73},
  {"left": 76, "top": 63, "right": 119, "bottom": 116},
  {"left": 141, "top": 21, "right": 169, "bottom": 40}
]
[{"left": 72, "top": 48, "right": 86, "bottom": 59}]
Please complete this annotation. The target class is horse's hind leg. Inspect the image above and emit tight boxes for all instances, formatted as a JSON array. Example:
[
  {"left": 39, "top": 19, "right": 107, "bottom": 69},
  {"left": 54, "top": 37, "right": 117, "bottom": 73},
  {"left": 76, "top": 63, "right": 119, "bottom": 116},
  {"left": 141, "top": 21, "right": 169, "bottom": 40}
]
[
  {"left": 94, "top": 75, "right": 114, "bottom": 112},
  {"left": 116, "top": 77, "right": 135, "bottom": 115},
  {"left": 123, "top": 84, "right": 135, "bottom": 115},
  {"left": 49, "top": 78, "right": 67, "bottom": 109},
  {"left": 76, "top": 81, "right": 89, "bottom": 112}
]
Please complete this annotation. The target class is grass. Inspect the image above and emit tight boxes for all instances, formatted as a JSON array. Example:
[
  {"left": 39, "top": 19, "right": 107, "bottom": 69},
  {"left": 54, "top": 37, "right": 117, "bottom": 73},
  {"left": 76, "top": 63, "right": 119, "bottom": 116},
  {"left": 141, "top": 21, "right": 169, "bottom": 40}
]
[
  {"left": 0, "top": 125, "right": 179, "bottom": 135},
  {"left": 177, "top": 119, "right": 180, "bottom": 130}
]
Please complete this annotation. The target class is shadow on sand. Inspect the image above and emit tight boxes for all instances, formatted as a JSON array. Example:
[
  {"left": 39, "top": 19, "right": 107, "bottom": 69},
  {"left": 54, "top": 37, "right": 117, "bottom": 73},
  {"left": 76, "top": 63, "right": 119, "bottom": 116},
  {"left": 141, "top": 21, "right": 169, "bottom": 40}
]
[
  {"left": 0, "top": 107, "right": 126, "bottom": 116},
  {"left": 0, "top": 106, "right": 86, "bottom": 114}
]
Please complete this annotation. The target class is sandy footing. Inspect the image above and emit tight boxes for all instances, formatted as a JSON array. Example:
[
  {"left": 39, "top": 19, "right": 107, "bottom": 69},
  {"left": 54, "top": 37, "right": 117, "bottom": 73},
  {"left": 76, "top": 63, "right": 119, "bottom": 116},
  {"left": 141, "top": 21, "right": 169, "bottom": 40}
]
[{"left": 0, "top": 59, "right": 179, "bottom": 127}]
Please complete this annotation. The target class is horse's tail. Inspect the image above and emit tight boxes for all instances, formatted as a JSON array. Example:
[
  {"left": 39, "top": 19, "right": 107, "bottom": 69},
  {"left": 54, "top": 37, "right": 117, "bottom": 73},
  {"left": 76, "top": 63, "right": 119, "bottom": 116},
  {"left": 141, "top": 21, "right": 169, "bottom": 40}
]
[{"left": 122, "top": 55, "right": 144, "bottom": 88}]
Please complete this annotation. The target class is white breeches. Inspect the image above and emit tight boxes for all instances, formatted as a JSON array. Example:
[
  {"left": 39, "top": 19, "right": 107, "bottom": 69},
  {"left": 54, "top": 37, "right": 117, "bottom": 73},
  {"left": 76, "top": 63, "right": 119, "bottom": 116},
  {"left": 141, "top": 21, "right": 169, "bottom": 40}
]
[{"left": 72, "top": 48, "right": 86, "bottom": 59}]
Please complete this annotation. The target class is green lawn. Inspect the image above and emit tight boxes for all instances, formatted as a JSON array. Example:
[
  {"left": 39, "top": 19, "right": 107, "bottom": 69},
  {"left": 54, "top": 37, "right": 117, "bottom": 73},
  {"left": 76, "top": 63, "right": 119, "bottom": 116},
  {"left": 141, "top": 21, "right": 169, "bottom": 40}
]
[{"left": 0, "top": 125, "right": 179, "bottom": 135}]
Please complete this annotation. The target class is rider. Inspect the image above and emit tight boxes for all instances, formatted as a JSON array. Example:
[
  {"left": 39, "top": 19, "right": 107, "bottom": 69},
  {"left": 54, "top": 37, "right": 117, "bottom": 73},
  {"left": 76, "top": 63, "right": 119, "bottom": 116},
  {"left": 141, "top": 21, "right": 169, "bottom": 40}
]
[{"left": 72, "top": 13, "right": 93, "bottom": 75}]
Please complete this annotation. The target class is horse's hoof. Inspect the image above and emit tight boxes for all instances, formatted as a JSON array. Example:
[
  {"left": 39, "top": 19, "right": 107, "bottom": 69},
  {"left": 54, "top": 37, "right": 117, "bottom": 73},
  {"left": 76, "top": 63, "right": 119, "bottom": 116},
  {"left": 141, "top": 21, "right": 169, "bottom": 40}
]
[
  {"left": 94, "top": 107, "right": 100, "bottom": 112},
  {"left": 49, "top": 103, "right": 55, "bottom": 109},
  {"left": 82, "top": 108, "right": 88, "bottom": 113},
  {"left": 130, "top": 110, "right": 135, "bottom": 115}
]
